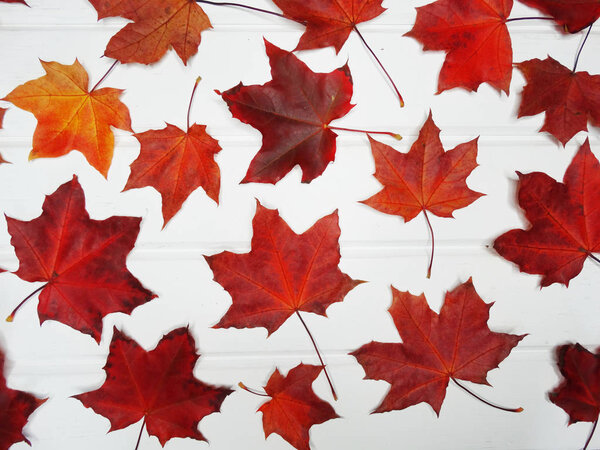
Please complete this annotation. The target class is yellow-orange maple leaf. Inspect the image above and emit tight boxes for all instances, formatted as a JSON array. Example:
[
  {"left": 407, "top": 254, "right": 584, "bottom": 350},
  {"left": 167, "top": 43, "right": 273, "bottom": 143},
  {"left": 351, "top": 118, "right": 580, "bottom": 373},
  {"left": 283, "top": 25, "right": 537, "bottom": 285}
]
[{"left": 3, "top": 60, "right": 132, "bottom": 177}]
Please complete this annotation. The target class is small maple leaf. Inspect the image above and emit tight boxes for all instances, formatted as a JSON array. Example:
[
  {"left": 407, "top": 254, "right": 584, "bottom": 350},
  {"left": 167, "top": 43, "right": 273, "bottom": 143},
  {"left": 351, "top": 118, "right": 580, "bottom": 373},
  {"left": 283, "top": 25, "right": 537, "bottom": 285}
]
[
  {"left": 518, "top": 0, "right": 600, "bottom": 33},
  {"left": 218, "top": 40, "right": 354, "bottom": 184},
  {"left": 3, "top": 60, "right": 132, "bottom": 177},
  {"left": 88, "top": 0, "right": 212, "bottom": 65},
  {"left": 363, "top": 112, "right": 483, "bottom": 277},
  {"left": 6, "top": 176, "right": 156, "bottom": 342},
  {"left": 516, "top": 57, "right": 600, "bottom": 146},
  {"left": 74, "top": 327, "right": 233, "bottom": 446},
  {"left": 405, "top": 0, "right": 513, "bottom": 94},
  {"left": 351, "top": 279, "right": 525, "bottom": 415},
  {"left": 493, "top": 139, "right": 600, "bottom": 287},
  {"left": 0, "top": 350, "right": 44, "bottom": 450}
]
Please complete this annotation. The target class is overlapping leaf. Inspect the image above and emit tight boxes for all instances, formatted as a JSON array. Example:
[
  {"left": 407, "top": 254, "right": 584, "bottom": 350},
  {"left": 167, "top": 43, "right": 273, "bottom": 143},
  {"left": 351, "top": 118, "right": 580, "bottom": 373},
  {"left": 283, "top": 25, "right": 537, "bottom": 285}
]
[{"left": 518, "top": 0, "right": 600, "bottom": 32}]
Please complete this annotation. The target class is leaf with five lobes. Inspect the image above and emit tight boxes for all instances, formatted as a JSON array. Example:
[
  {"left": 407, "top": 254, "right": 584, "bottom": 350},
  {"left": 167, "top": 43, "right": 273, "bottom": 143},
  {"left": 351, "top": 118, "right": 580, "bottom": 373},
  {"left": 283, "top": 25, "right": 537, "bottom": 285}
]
[
  {"left": 218, "top": 40, "right": 354, "bottom": 184},
  {"left": 516, "top": 57, "right": 600, "bottom": 146},
  {"left": 88, "top": 0, "right": 212, "bottom": 65},
  {"left": 6, "top": 176, "right": 156, "bottom": 342},
  {"left": 3, "top": 60, "right": 132, "bottom": 178},
  {"left": 272, "top": 0, "right": 385, "bottom": 53},
  {"left": 74, "top": 327, "right": 233, "bottom": 446},
  {"left": 518, "top": 0, "right": 600, "bottom": 32},
  {"left": 351, "top": 279, "right": 525, "bottom": 415},
  {"left": 0, "top": 350, "right": 45, "bottom": 450},
  {"left": 493, "top": 139, "right": 600, "bottom": 287},
  {"left": 405, "top": 0, "right": 513, "bottom": 94}
]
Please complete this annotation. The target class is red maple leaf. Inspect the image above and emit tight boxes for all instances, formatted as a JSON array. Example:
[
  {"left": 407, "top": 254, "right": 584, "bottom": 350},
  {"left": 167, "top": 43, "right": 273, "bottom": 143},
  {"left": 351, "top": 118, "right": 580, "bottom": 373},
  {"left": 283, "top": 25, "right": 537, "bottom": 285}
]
[
  {"left": 518, "top": 0, "right": 600, "bottom": 33},
  {"left": 516, "top": 57, "right": 600, "bottom": 146},
  {"left": 6, "top": 176, "right": 156, "bottom": 342},
  {"left": 362, "top": 112, "right": 483, "bottom": 278},
  {"left": 405, "top": 0, "right": 513, "bottom": 94},
  {"left": 218, "top": 40, "right": 354, "bottom": 184},
  {"left": 0, "top": 349, "right": 44, "bottom": 450},
  {"left": 74, "top": 327, "right": 233, "bottom": 446},
  {"left": 548, "top": 343, "right": 600, "bottom": 449},
  {"left": 493, "top": 139, "right": 600, "bottom": 287},
  {"left": 351, "top": 279, "right": 525, "bottom": 415}
]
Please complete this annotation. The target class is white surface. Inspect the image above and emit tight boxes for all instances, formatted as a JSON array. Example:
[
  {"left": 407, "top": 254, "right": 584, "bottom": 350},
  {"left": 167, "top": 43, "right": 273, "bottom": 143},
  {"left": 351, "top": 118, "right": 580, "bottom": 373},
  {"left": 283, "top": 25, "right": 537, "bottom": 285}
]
[{"left": 0, "top": 0, "right": 599, "bottom": 449}]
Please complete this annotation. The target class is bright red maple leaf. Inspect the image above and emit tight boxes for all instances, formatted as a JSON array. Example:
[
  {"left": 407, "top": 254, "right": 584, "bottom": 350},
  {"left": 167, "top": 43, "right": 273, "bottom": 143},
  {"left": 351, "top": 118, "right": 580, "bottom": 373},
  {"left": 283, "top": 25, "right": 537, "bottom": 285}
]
[
  {"left": 518, "top": 0, "right": 600, "bottom": 32},
  {"left": 0, "top": 350, "right": 44, "bottom": 450},
  {"left": 75, "top": 327, "right": 233, "bottom": 446},
  {"left": 493, "top": 139, "right": 600, "bottom": 287},
  {"left": 405, "top": 0, "right": 513, "bottom": 94},
  {"left": 88, "top": 0, "right": 212, "bottom": 65},
  {"left": 6, "top": 176, "right": 156, "bottom": 342},
  {"left": 218, "top": 40, "right": 354, "bottom": 184},
  {"left": 516, "top": 57, "right": 600, "bottom": 146},
  {"left": 351, "top": 279, "right": 525, "bottom": 415},
  {"left": 272, "top": 0, "right": 385, "bottom": 53}
]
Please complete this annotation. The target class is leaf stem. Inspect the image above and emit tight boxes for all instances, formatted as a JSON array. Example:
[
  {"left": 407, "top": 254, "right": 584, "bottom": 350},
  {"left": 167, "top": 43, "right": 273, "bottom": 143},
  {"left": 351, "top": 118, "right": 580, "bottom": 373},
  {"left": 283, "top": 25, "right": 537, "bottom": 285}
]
[
  {"left": 6, "top": 283, "right": 47, "bottom": 322},
  {"left": 195, "top": 0, "right": 288, "bottom": 20},
  {"left": 583, "top": 418, "right": 598, "bottom": 450},
  {"left": 295, "top": 310, "right": 338, "bottom": 401},
  {"left": 187, "top": 76, "right": 202, "bottom": 131},
  {"left": 505, "top": 16, "right": 554, "bottom": 23},
  {"left": 422, "top": 209, "right": 435, "bottom": 279},
  {"left": 134, "top": 417, "right": 146, "bottom": 450},
  {"left": 238, "top": 382, "right": 270, "bottom": 397},
  {"left": 328, "top": 125, "right": 401, "bottom": 140},
  {"left": 353, "top": 25, "right": 404, "bottom": 107},
  {"left": 573, "top": 24, "right": 593, "bottom": 73},
  {"left": 589, "top": 253, "right": 600, "bottom": 264},
  {"left": 451, "top": 377, "right": 523, "bottom": 413},
  {"left": 90, "top": 60, "right": 119, "bottom": 93}
]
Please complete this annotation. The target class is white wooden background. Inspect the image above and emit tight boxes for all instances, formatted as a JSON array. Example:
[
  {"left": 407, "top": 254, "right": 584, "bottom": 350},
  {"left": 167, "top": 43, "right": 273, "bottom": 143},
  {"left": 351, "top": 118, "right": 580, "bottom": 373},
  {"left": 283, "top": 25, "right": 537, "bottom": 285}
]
[{"left": 0, "top": 1, "right": 599, "bottom": 449}]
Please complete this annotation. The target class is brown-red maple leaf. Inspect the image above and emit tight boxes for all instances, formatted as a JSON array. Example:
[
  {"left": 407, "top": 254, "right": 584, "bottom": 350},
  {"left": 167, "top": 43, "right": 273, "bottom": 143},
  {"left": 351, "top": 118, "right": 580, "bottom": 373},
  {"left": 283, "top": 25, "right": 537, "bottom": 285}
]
[
  {"left": 74, "top": 327, "right": 233, "bottom": 447},
  {"left": 6, "top": 176, "right": 156, "bottom": 342},
  {"left": 493, "top": 139, "right": 600, "bottom": 287},
  {"left": 548, "top": 343, "right": 600, "bottom": 450},
  {"left": 405, "top": 0, "right": 513, "bottom": 94},
  {"left": 363, "top": 112, "right": 483, "bottom": 278},
  {"left": 351, "top": 279, "right": 525, "bottom": 415},
  {"left": 516, "top": 57, "right": 600, "bottom": 146},
  {"left": 518, "top": 0, "right": 600, "bottom": 32}
]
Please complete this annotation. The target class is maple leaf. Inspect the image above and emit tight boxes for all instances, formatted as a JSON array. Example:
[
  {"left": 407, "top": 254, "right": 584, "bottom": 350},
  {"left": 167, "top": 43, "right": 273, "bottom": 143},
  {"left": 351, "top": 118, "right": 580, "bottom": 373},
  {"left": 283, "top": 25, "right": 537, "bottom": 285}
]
[
  {"left": 0, "top": 108, "right": 8, "bottom": 164},
  {"left": 362, "top": 112, "right": 483, "bottom": 277},
  {"left": 88, "top": 0, "right": 212, "bottom": 65},
  {"left": 218, "top": 40, "right": 354, "bottom": 184},
  {"left": 6, "top": 176, "right": 156, "bottom": 342},
  {"left": 0, "top": 0, "right": 28, "bottom": 4},
  {"left": 2, "top": 60, "right": 132, "bottom": 177},
  {"left": 0, "top": 349, "right": 44, "bottom": 450},
  {"left": 516, "top": 57, "right": 600, "bottom": 146},
  {"left": 405, "top": 0, "right": 513, "bottom": 94},
  {"left": 74, "top": 327, "right": 233, "bottom": 446},
  {"left": 518, "top": 0, "right": 600, "bottom": 33},
  {"left": 493, "top": 139, "right": 600, "bottom": 287},
  {"left": 351, "top": 279, "right": 525, "bottom": 415}
]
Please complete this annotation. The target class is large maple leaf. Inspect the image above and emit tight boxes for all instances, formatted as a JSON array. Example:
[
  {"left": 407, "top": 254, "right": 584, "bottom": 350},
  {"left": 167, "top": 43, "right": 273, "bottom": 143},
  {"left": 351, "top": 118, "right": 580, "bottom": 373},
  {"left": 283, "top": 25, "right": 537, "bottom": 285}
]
[
  {"left": 6, "top": 176, "right": 156, "bottom": 342},
  {"left": 3, "top": 60, "right": 132, "bottom": 177},
  {"left": 88, "top": 0, "right": 212, "bottom": 65},
  {"left": 351, "top": 279, "right": 525, "bottom": 415},
  {"left": 75, "top": 327, "right": 233, "bottom": 446},
  {"left": 363, "top": 112, "right": 483, "bottom": 277},
  {"left": 518, "top": 0, "right": 600, "bottom": 33},
  {"left": 493, "top": 139, "right": 600, "bottom": 287},
  {"left": 218, "top": 40, "right": 354, "bottom": 184},
  {"left": 0, "top": 350, "right": 44, "bottom": 450},
  {"left": 405, "top": 0, "right": 513, "bottom": 94},
  {"left": 516, "top": 57, "right": 600, "bottom": 146}
]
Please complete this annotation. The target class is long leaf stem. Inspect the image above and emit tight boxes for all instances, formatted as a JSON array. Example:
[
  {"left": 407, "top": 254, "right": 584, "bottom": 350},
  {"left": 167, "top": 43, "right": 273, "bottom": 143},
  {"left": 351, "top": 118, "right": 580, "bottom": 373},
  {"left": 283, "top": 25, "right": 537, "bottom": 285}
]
[
  {"left": 238, "top": 382, "right": 270, "bottom": 397},
  {"left": 134, "top": 417, "right": 146, "bottom": 450},
  {"left": 187, "top": 76, "right": 202, "bottom": 131},
  {"left": 422, "top": 209, "right": 435, "bottom": 279},
  {"left": 583, "top": 419, "right": 598, "bottom": 450},
  {"left": 451, "top": 377, "right": 523, "bottom": 413},
  {"left": 573, "top": 24, "right": 593, "bottom": 73},
  {"left": 505, "top": 16, "right": 554, "bottom": 23},
  {"left": 328, "top": 125, "right": 401, "bottom": 140},
  {"left": 195, "top": 0, "right": 288, "bottom": 20},
  {"left": 589, "top": 253, "right": 600, "bottom": 264},
  {"left": 6, "top": 283, "right": 48, "bottom": 322},
  {"left": 90, "top": 60, "right": 119, "bottom": 93}
]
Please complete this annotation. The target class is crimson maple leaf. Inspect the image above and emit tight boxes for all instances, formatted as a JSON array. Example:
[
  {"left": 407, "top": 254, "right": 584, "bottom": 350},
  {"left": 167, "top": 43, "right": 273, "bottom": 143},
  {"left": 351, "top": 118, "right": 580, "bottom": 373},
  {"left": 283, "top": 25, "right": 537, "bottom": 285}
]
[
  {"left": 88, "top": 0, "right": 212, "bottom": 65},
  {"left": 6, "top": 176, "right": 156, "bottom": 342},
  {"left": 363, "top": 112, "right": 483, "bottom": 278},
  {"left": 518, "top": 0, "right": 600, "bottom": 32},
  {"left": 218, "top": 40, "right": 354, "bottom": 184},
  {"left": 548, "top": 343, "right": 600, "bottom": 449},
  {"left": 0, "top": 349, "right": 44, "bottom": 450},
  {"left": 493, "top": 139, "right": 600, "bottom": 287},
  {"left": 74, "top": 327, "right": 233, "bottom": 446},
  {"left": 405, "top": 0, "right": 513, "bottom": 94},
  {"left": 516, "top": 57, "right": 600, "bottom": 146},
  {"left": 351, "top": 279, "right": 525, "bottom": 415}
]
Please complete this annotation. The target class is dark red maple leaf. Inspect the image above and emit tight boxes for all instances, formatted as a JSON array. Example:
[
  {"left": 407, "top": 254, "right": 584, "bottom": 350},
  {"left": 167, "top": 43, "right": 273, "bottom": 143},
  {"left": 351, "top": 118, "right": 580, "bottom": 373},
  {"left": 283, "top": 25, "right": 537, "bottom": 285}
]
[
  {"left": 6, "top": 176, "right": 156, "bottom": 342},
  {"left": 351, "top": 279, "right": 525, "bottom": 415},
  {"left": 493, "top": 139, "right": 600, "bottom": 287},
  {"left": 516, "top": 57, "right": 600, "bottom": 145},
  {"left": 548, "top": 343, "right": 600, "bottom": 449},
  {"left": 518, "top": 0, "right": 600, "bottom": 32},
  {"left": 218, "top": 40, "right": 354, "bottom": 184},
  {"left": 75, "top": 327, "right": 233, "bottom": 446},
  {"left": 405, "top": 0, "right": 513, "bottom": 94},
  {"left": 0, "top": 349, "right": 44, "bottom": 450}
]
